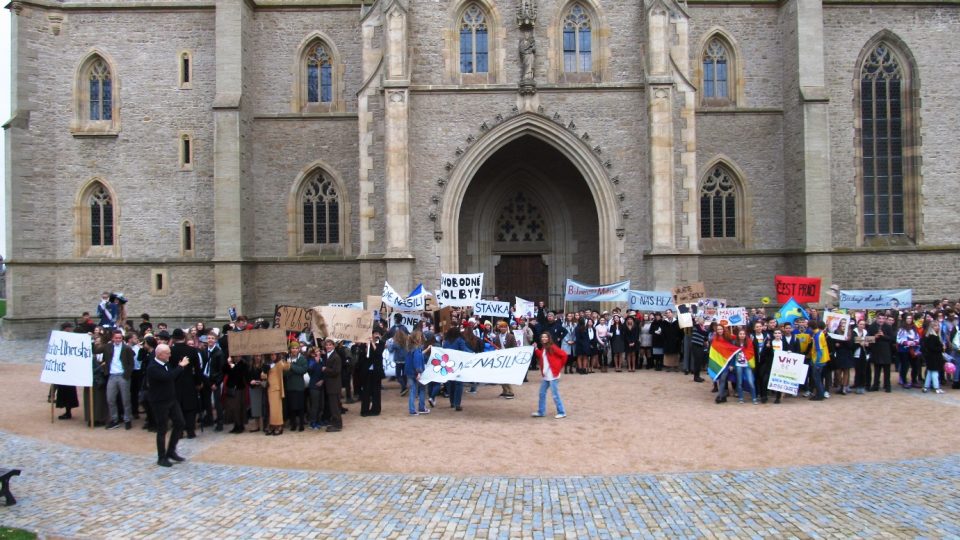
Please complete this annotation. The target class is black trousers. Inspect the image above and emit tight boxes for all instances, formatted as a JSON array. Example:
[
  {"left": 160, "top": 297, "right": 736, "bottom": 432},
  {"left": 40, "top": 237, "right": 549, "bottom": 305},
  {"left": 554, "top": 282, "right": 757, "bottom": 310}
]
[
  {"left": 360, "top": 370, "right": 381, "bottom": 416},
  {"left": 326, "top": 392, "right": 342, "bottom": 429},
  {"left": 872, "top": 363, "right": 891, "bottom": 390},
  {"left": 130, "top": 370, "right": 143, "bottom": 417},
  {"left": 691, "top": 348, "right": 705, "bottom": 378},
  {"left": 151, "top": 400, "right": 184, "bottom": 460},
  {"left": 342, "top": 363, "right": 354, "bottom": 401},
  {"left": 854, "top": 357, "right": 871, "bottom": 388},
  {"left": 756, "top": 361, "right": 772, "bottom": 400}
]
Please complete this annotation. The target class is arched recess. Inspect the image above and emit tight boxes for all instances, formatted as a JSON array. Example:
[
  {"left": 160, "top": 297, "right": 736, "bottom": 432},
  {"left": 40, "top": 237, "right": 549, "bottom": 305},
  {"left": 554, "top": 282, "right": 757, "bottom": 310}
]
[
  {"left": 440, "top": 113, "right": 623, "bottom": 284},
  {"left": 462, "top": 165, "right": 577, "bottom": 297},
  {"left": 444, "top": 0, "right": 505, "bottom": 84},
  {"left": 693, "top": 27, "right": 744, "bottom": 107},
  {"left": 696, "top": 155, "right": 751, "bottom": 250},
  {"left": 547, "top": 0, "right": 611, "bottom": 83},
  {"left": 71, "top": 49, "right": 121, "bottom": 136},
  {"left": 74, "top": 177, "right": 120, "bottom": 257},
  {"left": 853, "top": 29, "right": 921, "bottom": 246},
  {"left": 287, "top": 160, "right": 351, "bottom": 256},
  {"left": 291, "top": 31, "right": 346, "bottom": 113}
]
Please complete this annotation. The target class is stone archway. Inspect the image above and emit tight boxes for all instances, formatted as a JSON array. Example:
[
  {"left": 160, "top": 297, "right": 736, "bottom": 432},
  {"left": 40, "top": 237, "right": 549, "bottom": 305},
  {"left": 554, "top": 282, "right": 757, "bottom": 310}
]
[{"left": 439, "top": 113, "right": 624, "bottom": 286}]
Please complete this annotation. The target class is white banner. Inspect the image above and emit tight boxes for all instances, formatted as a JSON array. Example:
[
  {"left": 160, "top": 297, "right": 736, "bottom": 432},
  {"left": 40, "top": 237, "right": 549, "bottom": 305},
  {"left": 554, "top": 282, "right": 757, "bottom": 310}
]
[
  {"left": 383, "top": 349, "right": 397, "bottom": 378},
  {"left": 474, "top": 299, "right": 511, "bottom": 318},
  {"left": 627, "top": 290, "right": 676, "bottom": 312},
  {"left": 564, "top": 279, "right": 631, "bottom": 302},
  {"left": 329, "top": 302, "right": 364, "bottom": 309},
  {"left": 438, "top": 273, "right": 484, "bottom": 307},
  {"left": 513, "top": 330, "right": 526, "bottom": 345},
  {"left": 41, "top": 331, "right": 94, "bottom": 387},
  {"left": 767, "top": 351, "right": 809, "bottom": 396},
  {"left": 515, "top": 297, "right": 536, "bottom": 319},
  {"left": 387, "top": 311, "right": 422, "bottom": 333},
  {"left": 420, "top": 345, "right": 534, "bottom": 385},
  {"left": 382, "top": 282, "right": 425, "bottom": 312}
]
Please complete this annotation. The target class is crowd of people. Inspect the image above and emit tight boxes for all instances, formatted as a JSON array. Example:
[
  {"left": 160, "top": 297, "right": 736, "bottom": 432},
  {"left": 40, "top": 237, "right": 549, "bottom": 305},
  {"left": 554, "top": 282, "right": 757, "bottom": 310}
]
[{"left": 48, "top": 292, "right": 960, "bottom": 466}]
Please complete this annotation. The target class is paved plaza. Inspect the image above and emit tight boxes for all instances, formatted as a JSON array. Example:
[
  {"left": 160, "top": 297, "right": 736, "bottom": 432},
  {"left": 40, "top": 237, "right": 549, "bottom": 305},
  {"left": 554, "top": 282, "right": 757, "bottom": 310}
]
[{"left": 1, "top": 429, "right": 958, "bottom": 539}]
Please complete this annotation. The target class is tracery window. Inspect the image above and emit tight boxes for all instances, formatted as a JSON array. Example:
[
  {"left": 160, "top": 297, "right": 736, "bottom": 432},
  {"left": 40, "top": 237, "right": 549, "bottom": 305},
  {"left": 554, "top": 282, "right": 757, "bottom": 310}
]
[
  {"left": 702, "top": 38, "right": 729, "bottom": 102},
  {"left": 302, "top": 173, "right": 340, "bottom": 246},
  {"left": 562, "top": 4, "right": 592, "bottom": 73},
  {"left": 88, "top": 183, "right": 115, "bottom": 247},
  {"left": 460, "top": 3, "right": 489, "bottom": 74},
  {"left": 699, "top": 166, "right": 738, "bottom": 240},
  {"left": 306, "top": 42, "right": 333, "bottom": 103},
  {"left": 496, "top": 193, "right": 546, "bottom": 242},
  {"left": 88, "top": 59, "right": 113, "bottom": 121},
  {"left": 860, "top": 43, "right": 905, "bottom": 238}
]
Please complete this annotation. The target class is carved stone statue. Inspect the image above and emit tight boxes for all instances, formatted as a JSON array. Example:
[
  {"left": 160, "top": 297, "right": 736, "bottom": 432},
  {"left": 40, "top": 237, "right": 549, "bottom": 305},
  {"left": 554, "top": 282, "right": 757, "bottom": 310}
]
[{"left": 519, "top": 34, "right": 536, "bottom": 83}]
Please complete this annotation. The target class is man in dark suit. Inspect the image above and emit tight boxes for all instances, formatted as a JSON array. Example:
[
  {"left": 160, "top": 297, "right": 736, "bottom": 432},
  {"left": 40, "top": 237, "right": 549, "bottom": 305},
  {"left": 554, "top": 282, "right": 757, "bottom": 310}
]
[
  {"left": 95, "top": 329, "right": 136, "bottom": 430},
  {"left": 356, "top": 329, "right": 386, "bottom": 417},
  {"left": 146, "top": 344, "right": 190, "bottom": 467},
  {"left": 170, "top": 328, "right": 202, "bottom": 438},
  {"left": 321, "top": 338, "right": 344, "bottom": 432},
  {"left": 198, "top": 332, "right": 225, "bottom": 431}
]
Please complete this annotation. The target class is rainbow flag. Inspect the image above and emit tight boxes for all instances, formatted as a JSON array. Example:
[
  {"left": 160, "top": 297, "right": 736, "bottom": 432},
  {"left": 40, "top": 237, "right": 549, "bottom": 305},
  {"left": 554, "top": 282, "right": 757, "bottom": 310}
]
[{"left": 708, "top": 339, "right": 740, "bottom": 381}]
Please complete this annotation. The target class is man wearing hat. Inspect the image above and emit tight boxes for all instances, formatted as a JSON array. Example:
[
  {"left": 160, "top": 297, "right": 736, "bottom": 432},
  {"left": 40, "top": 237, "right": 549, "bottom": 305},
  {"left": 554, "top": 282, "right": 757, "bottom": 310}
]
[{"left": 492, "top": 321, "right": 518, "bottom": 399}]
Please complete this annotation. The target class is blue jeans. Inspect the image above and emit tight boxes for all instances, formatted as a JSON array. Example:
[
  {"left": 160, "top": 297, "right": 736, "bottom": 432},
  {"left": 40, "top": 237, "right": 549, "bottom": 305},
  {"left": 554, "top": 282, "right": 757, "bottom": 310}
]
[
  {"left": 407, "top": 374, "right": 426, "bottom": 413},
  {"left": 396, "top": 363, "right": 407, "bottom": 391},
  {"left": 735, "top": 366, "right": 756, "bottom": 401},
  {"left": 448, "top": 381, "right": 464, "bottom": 408},
  {"left": 811, "top": 363, "right": 826, "bottom": 397},
  {"left": 924, "top": 370, "right": 941, "bottom": 390},
  {"left": 537, "top": 379, "right": 565, "bottom": 416}
]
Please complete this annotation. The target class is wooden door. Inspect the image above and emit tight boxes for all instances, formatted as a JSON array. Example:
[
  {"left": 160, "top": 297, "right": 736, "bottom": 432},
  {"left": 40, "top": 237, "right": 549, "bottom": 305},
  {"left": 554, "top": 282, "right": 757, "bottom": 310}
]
[{"left": 495, "top": 255, "right": 548, "bottom": 303}]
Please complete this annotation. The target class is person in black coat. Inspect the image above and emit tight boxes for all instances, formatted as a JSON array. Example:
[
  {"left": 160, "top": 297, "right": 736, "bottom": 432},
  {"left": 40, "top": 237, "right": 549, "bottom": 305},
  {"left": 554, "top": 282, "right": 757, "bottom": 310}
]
[
  {"left": 868, "top": 314, "right": 896, "bottom": 392},
  {"left": 146, "top": 344, "right": 190, "bottom": 467},
  {"left": 321, "top": 338, "right": 344, "bottom": 432},
  {"left": 920, "top": 321, "right": 945, "bottom": 393},
  {"left": 356, "top": 329, "right": 386, "bottom": 417},
  {"left": 170, "top": 328, "right": 202, "bottom": 438},
  {"left": 198, "top": 333, "right": 226, "bottom": 431}
]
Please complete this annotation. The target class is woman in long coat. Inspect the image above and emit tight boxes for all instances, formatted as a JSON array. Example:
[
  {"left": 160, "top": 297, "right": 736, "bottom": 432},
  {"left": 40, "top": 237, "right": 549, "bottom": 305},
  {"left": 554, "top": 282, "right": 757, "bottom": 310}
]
[{"left": 265, "top": 353, "right": 290, "bottom": 435}]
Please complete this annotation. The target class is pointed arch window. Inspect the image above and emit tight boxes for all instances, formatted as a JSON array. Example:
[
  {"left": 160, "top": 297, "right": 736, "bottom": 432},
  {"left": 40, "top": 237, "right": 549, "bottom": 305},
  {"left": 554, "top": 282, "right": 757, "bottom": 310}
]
[
  {"left": 496, "top": 193, "right": 547, "bottom": 242},
  {"left": 306, "top": 42, "right": 333, "bottom": 104},
  {"left": 562, "top": 4, "right": 592, "bottom": 73},
  {"left": 89, "top": 59, "right": 113, "bottom": 121},
  {"left": 460, "top": 3, "right": 489, "bottom": 74},
  {"left": 302, "top": 173, "right": 340, "bottom": 246},
  {"left": 89, "top": 183, "right": 114, "bottom": 247},
  {"left": 860, "top": 43, "right": 910, "bottom": 240},
  {"left": 74, "top": 53, "right": 120, "bottom": 135},
  {"left": 702, "top": 38, "right": 729, "bottom": 102},
  {"left": 699, "top": 166, "right": 740, "bottom": 243}
]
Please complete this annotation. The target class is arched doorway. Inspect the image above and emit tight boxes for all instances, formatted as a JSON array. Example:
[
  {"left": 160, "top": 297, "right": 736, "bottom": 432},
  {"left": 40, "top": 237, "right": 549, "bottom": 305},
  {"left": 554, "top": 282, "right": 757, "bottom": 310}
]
[
  {"left": 457, "top": 135, "right": 600, "bottom": 305},
  {"left": 439, "top": 113, "right": 625, "bottom": 306}
]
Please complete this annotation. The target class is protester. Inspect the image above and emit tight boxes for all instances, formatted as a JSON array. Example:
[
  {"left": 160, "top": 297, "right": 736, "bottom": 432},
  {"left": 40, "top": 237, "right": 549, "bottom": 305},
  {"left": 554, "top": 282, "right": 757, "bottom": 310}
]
[
  {"left": 357, "top": 329, "right": 386, "bottom": 417},
  {"left": 321, "top": 338, "right": 344, "bottom": 432},
  {"left": 222, "top": 354, "right": 248, "bottom": 433},
  {"left": 264, "top": 352, "right": 290, "bottom": 435},
  {"left": 532, "top": 332, "right": 568, "bottom": 419},
  {"left": 147, "top": 343, "right": 190, "bottom": 467},
  {"left": 247, "top": 354, "right": 266, "bottom": 433},
  {"left": 283, "top": 342, "right": 309, "bottom": 432},
  {"left": 95, "top": 329, "right": 135, "bottom": 430},
  {"left": 921, "top": 321, "right": 945, "bottom": 394}
]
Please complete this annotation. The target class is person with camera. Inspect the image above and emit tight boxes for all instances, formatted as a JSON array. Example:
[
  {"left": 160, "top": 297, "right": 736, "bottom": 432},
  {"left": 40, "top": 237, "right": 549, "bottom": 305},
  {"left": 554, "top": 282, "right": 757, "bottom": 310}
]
[{"left": 146, "top": 344, "right": 191, "bottom": 467}]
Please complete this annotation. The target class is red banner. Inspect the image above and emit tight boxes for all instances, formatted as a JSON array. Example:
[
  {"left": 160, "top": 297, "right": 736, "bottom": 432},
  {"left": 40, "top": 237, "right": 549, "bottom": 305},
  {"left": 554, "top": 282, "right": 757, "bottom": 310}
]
[{"left": 775, "top": 275, "right": 822, "bottom": 304}]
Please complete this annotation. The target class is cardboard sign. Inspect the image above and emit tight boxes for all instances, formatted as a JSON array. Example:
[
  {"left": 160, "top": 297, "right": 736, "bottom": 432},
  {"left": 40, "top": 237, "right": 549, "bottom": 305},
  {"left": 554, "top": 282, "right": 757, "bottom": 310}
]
[
  {"left": 439, "top": 273, "right": 484, "bottom": 307},
  {"left": 274, "top": 305, "right": 312, "bottom": 333},
  {"left": 775, "top": 275, "right": 822, "bottom": 304},
  {"left": 329, "top": 302, "right": 364, "bottom": 309},
  {"left": 672, "top": 283, "right": 706, "bottom": 305},
  {"left": 41, "top": 331, "right": 94, "bottom": 387},
  {"left": 228, "top": 328, "right": 289, "bottom": 356},
  {"left": 311, "top": 305, "right": 375, "bottom": 343},
  {"left": 717, "top": 307, "right": 748, "bottom": 327},
  {"left": 474, "top": 300, "right": 511, "bottom": 318},
  {"left": 768, "top": 351, "right": 809, "bottom": 396}
]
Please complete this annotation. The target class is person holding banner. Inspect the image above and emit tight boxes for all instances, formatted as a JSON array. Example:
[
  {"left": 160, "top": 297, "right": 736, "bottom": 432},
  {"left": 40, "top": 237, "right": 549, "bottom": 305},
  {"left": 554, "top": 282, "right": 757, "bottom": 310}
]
[
  {"left": 491, "top": 321, "right": 518, "bottom": 399},
  {"left": 405, "top": 329, "right": 431, "bottom": 415},
  {"left": 531, "top": 332, "right": 568, "bottom": 419},
  {"left": 442, "top": 327, "right": 471, "bottom": 411},
  {"left": 730, "top": 329, "right": 758, "bottom": 404}
]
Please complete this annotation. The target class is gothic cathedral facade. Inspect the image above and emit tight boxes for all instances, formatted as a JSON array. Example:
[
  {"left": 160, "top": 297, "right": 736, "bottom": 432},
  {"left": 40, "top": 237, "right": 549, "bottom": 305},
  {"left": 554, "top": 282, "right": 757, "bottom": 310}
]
[{"left": 3, "top": 0, "right": 958, "bottom": 336}]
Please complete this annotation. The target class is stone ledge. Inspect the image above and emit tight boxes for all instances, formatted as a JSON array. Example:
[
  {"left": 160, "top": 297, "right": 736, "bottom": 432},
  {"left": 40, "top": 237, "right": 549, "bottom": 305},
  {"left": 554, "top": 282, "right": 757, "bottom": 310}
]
[
  {"left": 696, "top": 107, "right": 783, "bottom": 115},
  {"left": 253, "top": 112, "right": 359, "bottom": 120}
]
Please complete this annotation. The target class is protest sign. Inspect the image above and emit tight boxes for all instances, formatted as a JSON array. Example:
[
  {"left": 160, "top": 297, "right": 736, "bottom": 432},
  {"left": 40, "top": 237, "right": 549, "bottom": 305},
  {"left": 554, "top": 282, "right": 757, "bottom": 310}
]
[
  {"left": 717, "top": 307, "right": 748, "bottom": 327},
  {"left": 515, "top": 297, "right": 536, "bottom": 319},
  {"left": 474, "top": 299, "right": 511, "bottom": 319},
  {"left": 564, "top": 279, "right": 630, "bottom": 302},
  {"left": 627, "top": 290, "right": 675, "bottom": 312},
  {"left": 438, "top": 273, "right": 484, "bottom": 307},
  {"left": 228, "top": 328, "right": 289, "bottom": 356},
  {"left": 775, "top": 275, "right": 822, "bottom": 304},
  {"left": 274, "top": 305, "right": 311, "bottom": 333},
  {"left": 382, "top": 281, "right": 426, "bottom": 312},
  {"left": 387, "top": 311, "right": 422, "bottom": 332},
  {"left": 383, "top": 349, "right": 397, "bottom": 378},
  {"left": 420, "top": 345, "right": 534, "bottom": 385},
  {"left": 677, "top": 312, "right": 693, "bottom": 329},
  {"left": 512, "top": 330, "right": 525, "bottom": 345},
  {"left": 839, "top": 289, "right": 912, "bottom": 309},
  {"left": 311, "top": 305, "right": 375, "bottom": 343},
  {"left": 329, "top": 302, "right": 364, "bottom": 309},
  {"left": 672, "top": 282, "right": 706, "bottom": 305},
  {"left": 824, "top": 310, "right": 851, "bottom": 340},
  {"left": 768, "top": 351, "right": 809, "bottom": 396},
  {"left": 697, "top": 298, "right": 726, "bottom": 322},
  {"left": 41, "top": 331, "right": 93, "bottom": 387}
]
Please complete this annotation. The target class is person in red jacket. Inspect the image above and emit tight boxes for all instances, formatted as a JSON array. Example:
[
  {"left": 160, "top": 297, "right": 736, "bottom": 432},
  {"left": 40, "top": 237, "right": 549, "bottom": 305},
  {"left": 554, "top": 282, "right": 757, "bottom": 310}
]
[{"left": 531, "top": 332, "right": 568, "bottom": 419}]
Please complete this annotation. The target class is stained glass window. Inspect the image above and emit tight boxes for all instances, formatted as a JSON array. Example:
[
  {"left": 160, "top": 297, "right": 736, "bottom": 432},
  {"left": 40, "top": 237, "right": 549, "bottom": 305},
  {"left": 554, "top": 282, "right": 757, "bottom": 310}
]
[
  {"left": 496, "top": 193, "right": 546, "bottom": 242},
  {"left": 306, "top": 43, "right": 333, "bottom": 103},
  {"left": 302, "top": 173, "right": 340, "bottom": 245},
  {"left": 89, "top": 59, "right": 112, "bottom": 121},
  {"left": 563, "top": 4, "right": 592, "bottom": 73},
  {"left": 460, "top": 4, "right": 489, "bottom": 74}
]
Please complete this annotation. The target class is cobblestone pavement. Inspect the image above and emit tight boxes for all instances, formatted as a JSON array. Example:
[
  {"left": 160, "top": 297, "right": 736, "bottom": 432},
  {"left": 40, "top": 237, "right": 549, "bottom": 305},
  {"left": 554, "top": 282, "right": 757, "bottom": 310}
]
[{"left": 1, "top": 431, "right": 958, "bottom": 539}]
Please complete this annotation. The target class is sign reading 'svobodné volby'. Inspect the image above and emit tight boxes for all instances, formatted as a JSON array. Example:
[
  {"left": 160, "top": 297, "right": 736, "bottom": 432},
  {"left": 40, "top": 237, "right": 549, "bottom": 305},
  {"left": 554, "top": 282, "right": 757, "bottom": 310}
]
[
  {"left": 438, "top": 273, "right": 484, "bottom": 307},
  {"left": 41, "top": 330, "right": 93, "bottom": 387}
]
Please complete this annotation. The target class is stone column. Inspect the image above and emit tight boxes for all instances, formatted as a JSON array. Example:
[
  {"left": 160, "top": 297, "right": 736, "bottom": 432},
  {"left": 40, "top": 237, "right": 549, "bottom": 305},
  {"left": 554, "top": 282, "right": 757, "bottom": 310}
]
[
  {"left": 789, "top": 0, "right": 832, "bottom": 303},
  {"left": 357, "top": 5, "right": 384, "bottom": 296},
  {"left": 212, "top": 0, "right": 252, "bottom": 316},
  {"left": 382, "top": 1, "right": 414, "bottom": 290}
]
